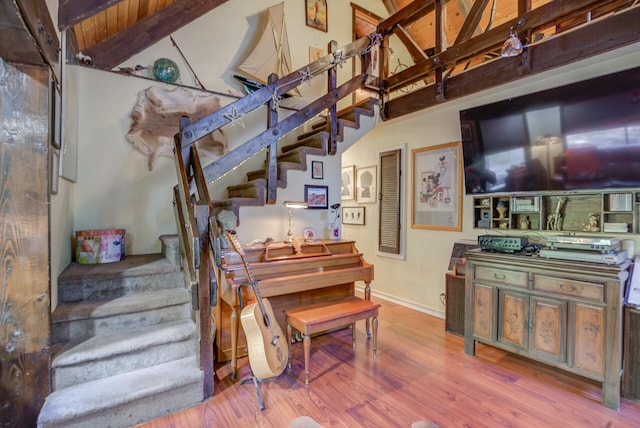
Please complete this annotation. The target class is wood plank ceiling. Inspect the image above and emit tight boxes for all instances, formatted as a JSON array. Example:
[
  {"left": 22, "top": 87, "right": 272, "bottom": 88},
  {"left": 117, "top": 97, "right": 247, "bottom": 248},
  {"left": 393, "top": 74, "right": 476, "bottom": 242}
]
[{"left": 55, "top": 0, "right": 640, "bottom": 118}]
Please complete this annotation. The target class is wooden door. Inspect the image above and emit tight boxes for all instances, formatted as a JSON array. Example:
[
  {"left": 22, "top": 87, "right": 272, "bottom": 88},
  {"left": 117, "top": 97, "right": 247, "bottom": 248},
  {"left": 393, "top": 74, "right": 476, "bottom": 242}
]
[
  {"left": 573, "top": 302, "right": 605, "bottom": 377},
  {"left": 529, "top": 296, "right": 566, "bottom": 362},
  {"left": 0, "top": 60, "right": 51, "bottom": 426},
  {"left": 498, "top": 289, "right": 528, "bottom": 352},
  {"left": 473, "top": 283, "right": 494, "bottom": 342}
]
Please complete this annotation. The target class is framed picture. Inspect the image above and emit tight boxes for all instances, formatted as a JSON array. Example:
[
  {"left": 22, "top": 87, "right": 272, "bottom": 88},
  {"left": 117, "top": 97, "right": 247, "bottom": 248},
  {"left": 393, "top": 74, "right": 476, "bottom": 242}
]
[
  {"left": 356, "top": 165, "right": 377, "bottom": 203},
  {"left": 411, "top": 141, "right": 462, "bottom": 231},
  {"left": 305, "top": 0, "right": 328, "bottom": 32},
  {"left": 304, "top": 184, "right": 328, "bottom": 209},
  {"left": 311, "top": 160, "right": 323, "bottom": 179},
  {"left": 309, "top": 46, "right": 324, "bottom": 63},
  {"left": 341, "top": 165, "right": 355, "bottom": 200},
  {"left": 342, "top": 206, "right": 365, "bottom": 225}
]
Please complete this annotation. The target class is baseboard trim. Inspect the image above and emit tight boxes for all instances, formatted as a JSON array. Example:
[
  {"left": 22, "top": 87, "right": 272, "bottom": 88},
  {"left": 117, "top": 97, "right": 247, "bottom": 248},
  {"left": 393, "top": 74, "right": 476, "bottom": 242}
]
[{"left": 356, "top": 285, "right": 444, "bottom": 320}]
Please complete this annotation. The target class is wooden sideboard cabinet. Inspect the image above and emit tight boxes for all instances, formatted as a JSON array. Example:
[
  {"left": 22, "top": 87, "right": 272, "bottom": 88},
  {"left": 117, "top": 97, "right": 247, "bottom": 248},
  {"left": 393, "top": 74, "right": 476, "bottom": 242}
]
[{"left": 464, "top": 249, "right": 630, "bottom": 410}]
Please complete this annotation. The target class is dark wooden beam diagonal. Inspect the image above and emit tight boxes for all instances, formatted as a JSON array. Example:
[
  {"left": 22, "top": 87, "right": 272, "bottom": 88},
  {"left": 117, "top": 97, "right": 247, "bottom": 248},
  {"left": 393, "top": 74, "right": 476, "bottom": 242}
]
[
  {"left": 1, "top": 0, "right": 60, "bottom": 67},
  {"left": 84, "top": 0, "right": 228, "bottom": 70},
  {"left": 58, "top": 0, "right": 126, "bottom": 30},
  {"left": 377, "top": 0, "right": 434, "bottom": 35},
  {"left": 383, "top": 0, "right": 619, "bottom": 93},
  {"left": 382, "top": 4, "right": 640, "bottom": 120},
  {"left": 454, "top": 0, "right": 490, "bottom": 45}
]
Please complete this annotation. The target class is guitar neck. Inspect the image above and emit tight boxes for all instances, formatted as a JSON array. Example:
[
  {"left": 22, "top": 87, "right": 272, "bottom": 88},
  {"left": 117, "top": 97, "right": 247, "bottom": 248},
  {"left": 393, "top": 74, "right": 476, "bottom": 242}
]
[{"left": 225, "top": 232, "right": 265, "bottom": 308}]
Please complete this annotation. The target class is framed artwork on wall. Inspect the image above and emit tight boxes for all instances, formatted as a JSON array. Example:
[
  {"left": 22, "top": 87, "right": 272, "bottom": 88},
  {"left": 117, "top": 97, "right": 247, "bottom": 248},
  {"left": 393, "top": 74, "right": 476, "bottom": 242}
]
[
  {"left": 311, "top": 160, "right": 323, "bottom": 179},
  {"left": 342, "top": 206, "right": 365, "bottom": 225},
  {"left": 341, "top": 165, "right": 355, "bottom": 200},
  {"left": 356, "top": 165, "right": 377, "bottom": 203},
  {"left": 304, "top": 184, "right": 328, "bottom": 209},
  {"left": 411, "top": 141, "right": 463, "bottom": 231},
  {"left": 305, "top": 0, "right": 328, "bottom": 32}
]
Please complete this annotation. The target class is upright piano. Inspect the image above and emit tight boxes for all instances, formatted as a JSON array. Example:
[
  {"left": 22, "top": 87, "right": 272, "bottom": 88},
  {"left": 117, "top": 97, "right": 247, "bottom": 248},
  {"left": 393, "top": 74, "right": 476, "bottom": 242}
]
[{"left": 216, "top": 239, "right": 374, "bottom": 379}]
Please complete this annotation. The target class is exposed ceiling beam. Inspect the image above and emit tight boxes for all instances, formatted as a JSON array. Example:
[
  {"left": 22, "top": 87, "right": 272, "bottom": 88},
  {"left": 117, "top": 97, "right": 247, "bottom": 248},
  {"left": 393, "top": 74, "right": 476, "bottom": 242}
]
[
  {"left": 58, "top": 0, "right": 126, "bottom": 31},
  {"left": 383, "top": 0, "right": 619, "bottom": 93},
  {"left": 84, "top": 0, "right": 228, "bottom": 70},
  {"left": 454, "top": 0, "right": 490, "bottom": 44},
  {"left": 377, "top": 0, "right": 435, "bottom": 35},
  {"left": 382, "top": 4, "right": 640, "bottom": 120},
  {"left": 1, "top": 0, "right": 60, "bottom": 70}
]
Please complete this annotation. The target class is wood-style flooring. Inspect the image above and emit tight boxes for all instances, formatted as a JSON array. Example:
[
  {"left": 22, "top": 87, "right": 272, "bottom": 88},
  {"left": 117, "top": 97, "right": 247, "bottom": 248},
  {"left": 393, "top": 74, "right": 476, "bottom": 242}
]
[{"left": 138, "top": 298, "right": 640, "bottom": 427}]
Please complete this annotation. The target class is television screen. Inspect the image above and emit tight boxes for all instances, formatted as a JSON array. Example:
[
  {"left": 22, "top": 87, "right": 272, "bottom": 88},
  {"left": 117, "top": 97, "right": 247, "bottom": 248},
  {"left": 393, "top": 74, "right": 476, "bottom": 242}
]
[{"left": 459, "top": 66, "right": 640, "bottom": 194}]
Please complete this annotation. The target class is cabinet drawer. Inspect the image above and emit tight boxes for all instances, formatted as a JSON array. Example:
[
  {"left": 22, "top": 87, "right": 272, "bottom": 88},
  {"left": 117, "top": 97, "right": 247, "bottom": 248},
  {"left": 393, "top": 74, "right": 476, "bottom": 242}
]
[
  {"left": 533, "top": 275, "right": 604, "bottom": 302},
  {"left": 474, "top": 266, "right": 528, "bottom": 288}
]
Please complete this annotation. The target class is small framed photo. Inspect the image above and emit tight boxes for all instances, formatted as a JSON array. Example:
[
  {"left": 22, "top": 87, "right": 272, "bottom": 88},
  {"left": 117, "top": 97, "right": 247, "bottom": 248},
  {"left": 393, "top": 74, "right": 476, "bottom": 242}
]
[
  {"left": 309, "top": 46, "right": 324, "bottom": 63},
  {"left": 356, "top": 165, "right": 377, "bottom": 203},
  {"left": 304, "top": 185, "right": 328, "bottom": 209},
  {"left": 342, "top": 206, "right": 365, "bottom": 225},
  {"left": 311, "top": 160, "right": 323, "bottom": 179},
  {"left": 341, "top": 165, "right": 355, "bottom": 200},
  {"left": 305, "top": 0, "right": 328, "bottom": 32}
]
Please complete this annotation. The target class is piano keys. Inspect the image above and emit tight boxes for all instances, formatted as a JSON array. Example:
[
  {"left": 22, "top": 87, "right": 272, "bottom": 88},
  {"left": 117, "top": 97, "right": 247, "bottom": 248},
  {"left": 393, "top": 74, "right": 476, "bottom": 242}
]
[{"left": 215, "top": 239, "right": 374, "bottom": 379}]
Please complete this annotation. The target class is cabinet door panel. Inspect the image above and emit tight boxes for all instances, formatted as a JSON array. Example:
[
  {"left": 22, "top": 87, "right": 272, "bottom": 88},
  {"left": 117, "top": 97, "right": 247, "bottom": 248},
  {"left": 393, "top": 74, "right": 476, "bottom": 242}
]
[
  {"left": 530, "top": 297, "right": 566, "bottom": 362},
  {"left": 473, "top": 283, "right": 494, "bottom": 342},
  {"left": 498, "top": 290, "right": 528, "bottom": 351},
  {"left": 573, "top": 303, "right": 605, "bottom": 377}
]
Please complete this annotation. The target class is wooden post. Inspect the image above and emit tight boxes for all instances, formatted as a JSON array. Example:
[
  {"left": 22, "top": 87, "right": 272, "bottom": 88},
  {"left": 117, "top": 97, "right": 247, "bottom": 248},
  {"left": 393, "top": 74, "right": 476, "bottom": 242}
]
[{"left": 327, "top": 40, "right": 338, "bottom": 155}]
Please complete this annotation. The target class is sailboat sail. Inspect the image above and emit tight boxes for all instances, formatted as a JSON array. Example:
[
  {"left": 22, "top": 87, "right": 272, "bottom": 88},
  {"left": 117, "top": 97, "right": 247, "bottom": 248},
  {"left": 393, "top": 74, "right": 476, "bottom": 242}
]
[{"left": 237, "top": 2, "right": 300, "bottom": 95}]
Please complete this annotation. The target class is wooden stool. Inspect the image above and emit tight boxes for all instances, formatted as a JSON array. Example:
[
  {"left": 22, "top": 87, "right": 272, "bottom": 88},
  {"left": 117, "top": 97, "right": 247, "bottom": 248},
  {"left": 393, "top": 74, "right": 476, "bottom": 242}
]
[{"left": 284, "top": 296, "right": 380, "bottom": 385}]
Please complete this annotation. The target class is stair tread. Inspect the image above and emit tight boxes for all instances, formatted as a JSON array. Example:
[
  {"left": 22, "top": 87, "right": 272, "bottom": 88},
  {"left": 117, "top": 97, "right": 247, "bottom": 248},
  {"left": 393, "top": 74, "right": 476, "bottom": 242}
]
[
  {"left": 52, "top": 288, "right": 189, "bottom": 323},
  {"left": 59, "top": 254, "right": 179, "bottom": 283},
  {"left": 38, "top": 356, "right": 202, "bottom": 425},
  {"left": 53, "top": 319, "right": 196, "bottom": 367}
]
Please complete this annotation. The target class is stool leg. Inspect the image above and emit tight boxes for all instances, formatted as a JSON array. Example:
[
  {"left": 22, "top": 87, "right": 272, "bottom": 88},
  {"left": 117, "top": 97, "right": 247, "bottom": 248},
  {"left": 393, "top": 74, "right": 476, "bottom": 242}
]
[
  {"left": 372, "top": 315, "right": 378, "bottom": 360},
  {"left": 286, "top": 323, "right": 292, "bottom": 369},
  {"left": 352, "top": 323, "right": 356, "bottom": 348},
  {"left": 303, "top": 331, "right": 311, "bottom": 386}
]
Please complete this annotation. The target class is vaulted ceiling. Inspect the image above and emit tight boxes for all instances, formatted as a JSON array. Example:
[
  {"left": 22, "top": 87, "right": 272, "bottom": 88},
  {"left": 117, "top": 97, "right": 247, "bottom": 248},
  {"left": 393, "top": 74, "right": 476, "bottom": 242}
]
[{"left": 3, "top": 0, "right": 639, "bottom": 120}]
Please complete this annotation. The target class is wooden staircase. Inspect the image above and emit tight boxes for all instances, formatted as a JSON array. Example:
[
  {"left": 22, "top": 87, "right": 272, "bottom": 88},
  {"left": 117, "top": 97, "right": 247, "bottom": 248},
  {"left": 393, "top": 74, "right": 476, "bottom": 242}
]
[{"left": 171, "top": 33, "right": 382, "bottom": 404}]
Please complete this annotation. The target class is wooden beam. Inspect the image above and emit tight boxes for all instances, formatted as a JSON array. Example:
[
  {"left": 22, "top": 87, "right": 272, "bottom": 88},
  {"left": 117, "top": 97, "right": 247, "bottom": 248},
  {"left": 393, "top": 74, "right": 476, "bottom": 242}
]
[
  {"left": 58, "top": 0, "right": 126, "bottom": 30},
  {"left": 377, "top": 0, "right": 435, "bottom": 35},
  {"left": 454, "top": 0, "right": 490, "bottom": 45},
  {"left": 382, "top": 4, "right": 640, "bottom": 120},
  {"left": 383, "top": 0, "right": 616, "bottom": 93},
  {"left": 1, "top": 0, "right": 60, "bottom": 68},
  {"left": 84, "top": 0, "right": 229, "bottom": 69}
]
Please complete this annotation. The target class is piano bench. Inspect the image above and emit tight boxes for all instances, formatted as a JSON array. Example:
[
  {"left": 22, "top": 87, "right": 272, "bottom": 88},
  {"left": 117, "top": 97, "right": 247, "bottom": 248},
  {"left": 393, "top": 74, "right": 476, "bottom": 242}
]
[{"left": 284, "top": 296, "right": 380, "bottom": 386}]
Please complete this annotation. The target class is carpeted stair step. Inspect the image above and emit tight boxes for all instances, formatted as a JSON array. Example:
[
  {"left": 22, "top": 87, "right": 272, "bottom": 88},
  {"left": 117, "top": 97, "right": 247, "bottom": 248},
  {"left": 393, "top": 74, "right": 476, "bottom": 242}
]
[
  {"left": 226, "top": 178, "right": 266, "bottom": 200},
  {"left": 52, "top": 319, "right": 197, "bottom": 390},
  {"left": 58, "top": 254, "right": 183, "bottom": 303},
  {"left": 246, "top": 161, "right": 304, "bottom": 188},
  {"left": 51, "top": 287, "right": 191, "bottom": 345},
  {"left": 38, "top": 356, "right": 203, "bottom": 428},
  {"left": 281, "top": 130, "right": 329, "bottom": 153}
]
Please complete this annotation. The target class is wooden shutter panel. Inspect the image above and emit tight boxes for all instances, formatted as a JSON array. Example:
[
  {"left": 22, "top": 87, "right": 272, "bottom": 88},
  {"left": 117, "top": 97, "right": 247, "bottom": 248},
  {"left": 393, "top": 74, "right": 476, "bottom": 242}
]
[{"left": 379, "top": 149, "right": 401, "bottom": 254}]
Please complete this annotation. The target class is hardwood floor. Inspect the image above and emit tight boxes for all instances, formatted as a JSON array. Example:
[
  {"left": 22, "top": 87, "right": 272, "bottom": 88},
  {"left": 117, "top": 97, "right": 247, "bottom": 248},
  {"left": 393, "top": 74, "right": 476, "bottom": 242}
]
[{"left": 139, "top": 297, "right": 640, "bottom": 427}]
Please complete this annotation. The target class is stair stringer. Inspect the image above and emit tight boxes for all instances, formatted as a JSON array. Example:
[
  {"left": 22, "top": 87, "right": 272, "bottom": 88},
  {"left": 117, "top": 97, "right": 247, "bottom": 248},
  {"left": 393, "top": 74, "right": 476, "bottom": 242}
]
[{"left": 213, "top": 98, "right": 379, "bottom": 219}]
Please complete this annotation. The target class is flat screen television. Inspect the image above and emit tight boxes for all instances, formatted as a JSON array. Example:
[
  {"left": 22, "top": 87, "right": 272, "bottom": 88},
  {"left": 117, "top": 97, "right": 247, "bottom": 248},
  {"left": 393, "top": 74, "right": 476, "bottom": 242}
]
[{"left": 459, "top": 66, "right": 640, "bottom": 195}]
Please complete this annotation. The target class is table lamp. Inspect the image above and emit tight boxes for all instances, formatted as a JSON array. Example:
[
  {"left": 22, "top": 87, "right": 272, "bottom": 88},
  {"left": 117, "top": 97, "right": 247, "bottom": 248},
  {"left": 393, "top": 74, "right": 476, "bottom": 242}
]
[{"left": 283, "top": 201, "right": 308, "bottom": 242}]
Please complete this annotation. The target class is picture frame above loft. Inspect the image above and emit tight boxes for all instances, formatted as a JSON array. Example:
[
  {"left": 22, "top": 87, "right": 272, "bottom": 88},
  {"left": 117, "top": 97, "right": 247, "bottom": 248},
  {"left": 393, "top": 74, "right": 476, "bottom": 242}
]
[
  {"left": 411, "top": 141, "right": 463, "bottom": 231},
  {"left": 305, "top": 0, "right": 328, "bottom": 32},
  {"left": 304, "top": 184, "right": 328, "bottom": 209}
]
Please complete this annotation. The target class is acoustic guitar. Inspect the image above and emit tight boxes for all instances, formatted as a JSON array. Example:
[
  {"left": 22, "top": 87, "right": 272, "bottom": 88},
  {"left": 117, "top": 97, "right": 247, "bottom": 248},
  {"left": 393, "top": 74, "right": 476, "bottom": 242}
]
[{"left": 225, "top": 231, "right": 288, "bottom": 380}]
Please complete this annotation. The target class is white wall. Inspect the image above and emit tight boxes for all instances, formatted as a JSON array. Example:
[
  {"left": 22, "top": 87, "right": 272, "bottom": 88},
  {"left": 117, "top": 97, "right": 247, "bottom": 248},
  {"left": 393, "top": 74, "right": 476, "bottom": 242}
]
[
  {"left": 73, "top": 0, "right": 383, "bottom": 254},
  {"left": 70, "top": 1, "right": 640, "bottom": 317},
  {"left": 343, "top": 42, "right": 640, "bottom": 316}
]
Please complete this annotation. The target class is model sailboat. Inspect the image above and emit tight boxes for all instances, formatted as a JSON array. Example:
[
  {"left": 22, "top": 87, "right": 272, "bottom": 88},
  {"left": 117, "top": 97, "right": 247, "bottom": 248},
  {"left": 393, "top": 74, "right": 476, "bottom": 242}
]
[{"left": 235, "top": 2, "right": 300, "bottom": 96}]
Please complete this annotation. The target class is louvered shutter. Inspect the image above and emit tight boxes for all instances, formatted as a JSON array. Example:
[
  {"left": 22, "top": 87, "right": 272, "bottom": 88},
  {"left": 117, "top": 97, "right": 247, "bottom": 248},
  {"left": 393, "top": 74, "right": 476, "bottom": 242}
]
[{"left": 379, "top": 149, "right": 401, "bottom": 254}]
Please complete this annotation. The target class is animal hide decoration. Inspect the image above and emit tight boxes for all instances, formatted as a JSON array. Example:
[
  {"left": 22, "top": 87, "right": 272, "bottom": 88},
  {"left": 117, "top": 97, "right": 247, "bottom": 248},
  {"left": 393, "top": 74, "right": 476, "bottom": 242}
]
[{"left": 126, "top": 86, "right": 228, "bottom": 170}]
